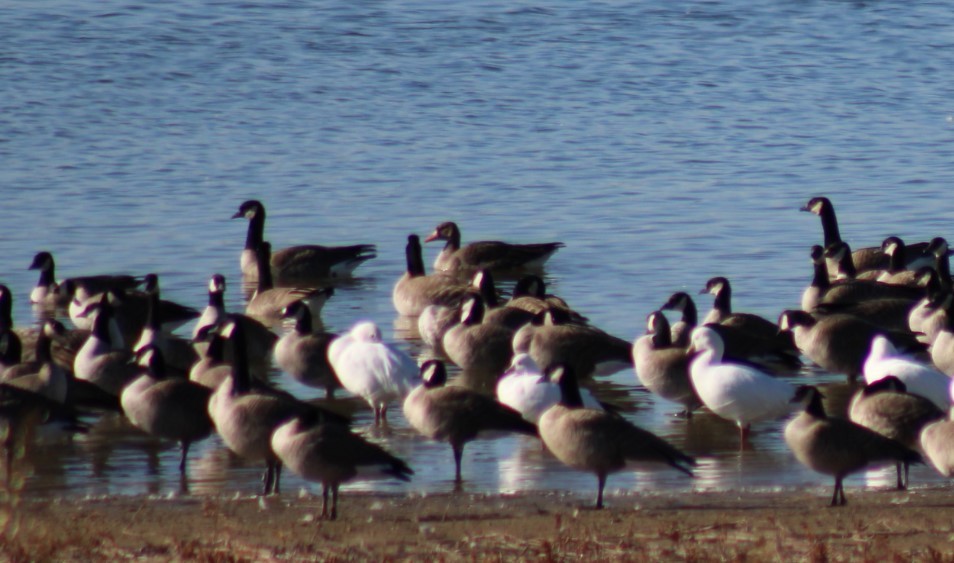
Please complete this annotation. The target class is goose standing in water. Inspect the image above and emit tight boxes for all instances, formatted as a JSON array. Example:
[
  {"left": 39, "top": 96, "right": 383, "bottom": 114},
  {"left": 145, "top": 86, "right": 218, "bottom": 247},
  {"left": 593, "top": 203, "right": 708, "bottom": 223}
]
[
  {"left": 632, "top": 311, "right": 699, "bottom": 418},
  {"left": 327, "top": 321, "right": 420, "bottom": 425},
  {"left": 271, "top": 410, "right": 413, "bottom": 520},
  {"left": 539, "top": 364, "right": 695, "bottom": 509},
  {"left": 424, "top": 221, "right": 564, "bottom": 274},
  {"left": 687, "top": 327, "right": 794, "bottom": 445},
  {"left": 785, "top": 385, "right": 923, "bottom": 506},
  {"left": 848, "top": 376, "right": 943, "bottom": 489},
  {"left": 403, "top": 359, "right": 536, "bottom": 484},
  {"left": 121, "top": 346, "right": 213, "bottom": 475},
  {"left": 274, "top": 300, "right": 340, "bottom": 398},
  {"left": 496, "top": 353, "right": 603, "bottom": 423},
  {"left": 863, "top": 335, "right": 950, "bottom": 410},
  {"left": 393, "top": 234, "right": 473, "bottom": 317},
  {"left": 233, "top": 199, "right": 376, "bottom": 284}
]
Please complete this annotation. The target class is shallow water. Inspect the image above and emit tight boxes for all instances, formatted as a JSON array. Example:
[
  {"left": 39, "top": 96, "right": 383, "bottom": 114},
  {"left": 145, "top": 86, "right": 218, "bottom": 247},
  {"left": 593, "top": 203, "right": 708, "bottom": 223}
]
[{"left": 2, "top": 0, "right": 954, "bottom": 502}]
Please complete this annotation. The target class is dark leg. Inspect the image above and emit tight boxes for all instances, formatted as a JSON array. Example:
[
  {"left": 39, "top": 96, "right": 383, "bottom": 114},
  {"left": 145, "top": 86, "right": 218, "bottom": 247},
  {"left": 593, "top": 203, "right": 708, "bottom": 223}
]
[
  {"left": 262, "top": 463, "right": 273, "bottom": 496},
  {"left": 453, "top": 443, "right": 464, "bottom": 483},
  {"left": 274, "top": 461, "right": 282, "bottom": 494},
  {"left": 179, "top": 441, "right": 191, "bottom": 475},
  {"left": 739, "top": 424, "right": 751, "bottom": 449},
  {"left": 321, "top": 483, "right": 329, "bottom": 519},
  {"left": 331, "top": 484, "right": 339, "bottom": 520},
  {"left": 830, "top": 478, "right": 840, "bottom": 507},
  {"left": 374, "top": 405, "right": 381, "bottom": 426},
  {"left": 596, "top": 473, "right": 607, "bottom": 509},
  {"left": 896, "top": 461, "right": 905, "bottom": 490}
]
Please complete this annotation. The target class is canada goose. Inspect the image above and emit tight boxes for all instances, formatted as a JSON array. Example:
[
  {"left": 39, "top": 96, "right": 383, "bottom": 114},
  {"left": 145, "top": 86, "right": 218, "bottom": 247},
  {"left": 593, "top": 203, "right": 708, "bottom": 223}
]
[
  {"left": 245, "top": 242, "right": 335, "bottom": 325},
  {"left": 393, "top": 234, "right": 473, "bottom": 317},
  {"left": 0, "top": 286, "right": 22, "bottom": 377},
  {"left": 632, "top": 311, "right": 700, "bottom": 417},
  {"left": 806, "top": 245, "right": 923, "bottom": 311},
  {"left": 442, "top": 294, "right": 516, "bottom": 392},
  {"left": 208, "top": 317, "right": 350, "bottom": 495},
  {"left": 863, "top": 335, "right": 950, "bottom": 410},
  {"left": 928, "top": 237, "right": 953, "bottom": 290},
  {"left": 919, "top": 408, "right": 954, "bottom": 477},
  {"left": 131, "top": 274, "right": 198, "bottom": 376},
  {"left": 193, "top": 274, "right": 277, "bottom": 374},
  {"left": 424, "top": 221, "right": 564, "bottom": 274},
  {"left": 687, "top": 327, "right": 795, "bottom": 444},
  {"left": 539, "top": 363, "right": 695, "bottom": 509},
  {"left": 28, "top": 250, "right": 141, "bottom": 308},
  {"left": 233, "top": 199, "right": 376, "bottom": 283},
  {"left": 121, "top": 346, "right": 213, "bottom": 474},
  {"left": 778, "top": 310, "right": 922, "bottom": 379},
  {"left": 512, "top": 309, "right": 633, "bottom": 379},
  {"left": 875, "top": 237, "right": 927, "bottom": 287},
  {"left": 823, "top": 242, "right": 927, "bottom": 296},
  {"left": 928, "top": 303, "right": 954, "bottom": 376},
  {"left": 701, "top": 276, "right": 798, "bottom": 355},
  {"left": 662, "top": 292, "right": 798, "bottom": 369},
  {"left": 2, "top": 320, "right": 69, "bottom": 402},
  {"left": 327, "top": 321, "right": 420, "bottom": 425},
  {"left": 73, "top": 295, "right": 139, "bottom": 396},
  {"left": 271, "top": 411, "right": 412, "bottom": 520},
  {"left": 274, "top": 300, "right": 340, "bottom": 398},
  {"left": 403, "top": 359, "right": 537, "bottom": 483},
  {"left": 496, "top": 353, "right": 602, "bottom": 423},
  {"left": 801, "top": 196, "right": 931, "bottom": 274},
  {"left": 785, "top": 385, "right": 923, "bottom": 506},
  {"left": 848, "top": 376, "right": 944, "bottom": 489},
  {"left": 507, "top": 275, "right": 587, "bottom": 324},
  {"left": 908, "top": 268, "right": 947, "bottom": 338}
]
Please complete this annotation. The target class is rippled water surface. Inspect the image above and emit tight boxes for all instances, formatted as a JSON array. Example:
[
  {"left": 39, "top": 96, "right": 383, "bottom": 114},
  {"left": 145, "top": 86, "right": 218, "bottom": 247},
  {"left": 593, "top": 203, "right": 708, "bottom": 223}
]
[{"left": 3, "top": 0, "right": 954, "bottom": 503}]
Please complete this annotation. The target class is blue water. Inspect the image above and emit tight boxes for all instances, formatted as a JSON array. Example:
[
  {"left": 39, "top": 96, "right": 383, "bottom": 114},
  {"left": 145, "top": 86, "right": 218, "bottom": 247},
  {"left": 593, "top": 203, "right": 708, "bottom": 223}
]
[{"left": 3, "top": 0, "right": 954, "bottom": 502}]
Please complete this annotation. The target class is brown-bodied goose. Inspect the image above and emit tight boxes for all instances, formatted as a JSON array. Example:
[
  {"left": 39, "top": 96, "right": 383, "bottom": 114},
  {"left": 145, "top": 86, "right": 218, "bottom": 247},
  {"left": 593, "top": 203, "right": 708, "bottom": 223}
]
[
  {"left": 632, "top": 311, "right": 699, "bottom": 417},
  {"left": 233, "top": 199, "right": 376, "bottom": 284},
  {"left": 539, "top": 363, "right": 695, "bottom": 509},
  {"left": 392, "top": 234, "right": 473, "bottom": 317},
  {"left": 403, "top": 359, "right": 536, "bottom": 483},
  {"left": 805, "top": 245, "right": 923, "bottom": 311},
  {"left": 512, "top": 309, "right": 633, "bottom": 379},
  {"left": 28, "top": 250, "right": 142, "bottom": 309},
  {"left": 785, "top": 385, "right": 923, "bottom": 506},
  {"left": 701, "top": 276, "right": 798, "bottom": 355},
  {"left": 73, "top": 295, "right": 139, "bottom": 396},
  {"left": 131, "top": 274, "right": 198, "bottom": 376},
  {"left": 0, "top": 286, "right": 22, "bottom": 377},
  {"left": 920, "top": 408, "right": 954, "bottom": 477},
  {"left": 442, "top": 294, "right": 516, "bottom": 392},
  {"left": 271, "top": 410, "right": 412, "bottom": 520},
  {"left": 208, "top": 317, "right": 350, "bottom": 495},
  {"left": 274, "top": 300, "right": 340, "bottom": 398},
  {"left": 120, "top": 346, "right": 213, "bottom": 475},
  {"left": 424, "top": 221, "right": 564, "bottom": 274},
  {"left": 801, "top": 196, "right": 932, "bottom": 274},
  {"left": 245, "top": 242, "right": 335, "bottom": 326},
  {"left": 506, "top": 275, "right": 587, "bottom": 324},
  {"left": 848, "top": 376, "right": 943, "bottom": 489}
]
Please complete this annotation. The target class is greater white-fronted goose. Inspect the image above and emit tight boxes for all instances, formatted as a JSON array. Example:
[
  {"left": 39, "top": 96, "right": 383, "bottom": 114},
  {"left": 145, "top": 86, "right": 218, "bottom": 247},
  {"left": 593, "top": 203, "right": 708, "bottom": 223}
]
[
  {"left": 274, "top": 300, "right": 340, "bottom": 398},
  {"left": 392, "top": 234, "right": 473, "bottom": 317},
  {"left": 403, "top": 359, "right": 537, "bottom": 483},
  {"left": 632, "top": 311, "right": 700, "bottom": 417},
  {"left": 120, "top": 346, "right": 213, "bottom": 475},
  {"left": 424, "top": 221, "right": 564, "bottom": 274},
  {"left": 687, "top": 326, "right": 794, "bottom": 444},
  {"left": 271, "top": 411, "right": 412, "bottom": 520},
  {"left": 327, "top": 320, "right": 420, "bottom": 425},
  {"left": 233, "top": 199, "right": 376, "bottom": 284},
  {"left": 848, "top": 376, "right": 944, "bottom": 489},
  {"left": 539, "top": 363, "right": 695, "bottom": 509},
  {"left": 245, "top": 242, "right": 335, "bottom": 325},
  {"left": 28, "top": 250, "right": 141, "bottom": 309},
  {"left": 785, "top": 385, "right": 923, "bottom": 506}
]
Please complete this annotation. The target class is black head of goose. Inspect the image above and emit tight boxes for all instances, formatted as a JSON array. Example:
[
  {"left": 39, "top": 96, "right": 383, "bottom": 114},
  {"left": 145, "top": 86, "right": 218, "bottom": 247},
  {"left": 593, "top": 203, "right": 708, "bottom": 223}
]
[
  {"left": 660, "top": 291, "right": 697, "bottom": 347},
  {"left": 785, "top": 384, "right": 923, "bottom": 506},
  {"left": 539, "top": 363, "right": 695, "bottom": 509},
  {"left": 423, "top": 221, "right": 564, "bottom": 274},
  {"left": 700, "top": 276, "right": 787, "bottom": 341},
  {"left": 508, "top": 275, "right": 586, "bottom": 323},
  {"left": 245, "top": 241, "right": 335, "bottom": 325},
  {"left": 131, "top": 274, "right": 197, "bottom": 376},
  {"left": 402, "top": 359, "right": 537, "bottom": 484},
  {"left": 274, "top": 300, "right": 340, "bottom": 398},
  {"left": 120, "top": 345, "right": 213, "bottom": 475},
  {"left": 233, "top": 199, "right": 376, "bottom": 283},
  {"left": 392, "top": 234, "right": 473, "bottom": 317},
  {"left": 28, "top": 250, "right": 142, "bottom": 309},
  {"left": 73, "top": 293, "right": 139, "bottom": 396},
  {"left": 632, "top": 311, "right": 699, "bottom": 417},
  {"left": 820, "top": 242, "right": 923, "bottom": 303},
  {"left": 927, "top": 237, "right": 953, "bottom": 291}
]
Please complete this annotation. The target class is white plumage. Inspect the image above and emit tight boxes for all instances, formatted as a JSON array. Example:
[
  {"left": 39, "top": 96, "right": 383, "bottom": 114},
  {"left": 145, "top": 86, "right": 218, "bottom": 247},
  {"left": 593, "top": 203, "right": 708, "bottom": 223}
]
[
  {"left": 495, "top": 353, "right": 601, "bottom": 423},
  {"left": 863, "top": 335, "right": 951, "bottom": 410}
]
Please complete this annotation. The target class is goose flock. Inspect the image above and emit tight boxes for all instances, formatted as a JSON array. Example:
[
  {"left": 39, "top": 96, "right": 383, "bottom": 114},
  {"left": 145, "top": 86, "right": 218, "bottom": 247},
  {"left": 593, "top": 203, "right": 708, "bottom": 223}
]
[{"left": 5, "top": 196, "right": 954, "bottom": 516}]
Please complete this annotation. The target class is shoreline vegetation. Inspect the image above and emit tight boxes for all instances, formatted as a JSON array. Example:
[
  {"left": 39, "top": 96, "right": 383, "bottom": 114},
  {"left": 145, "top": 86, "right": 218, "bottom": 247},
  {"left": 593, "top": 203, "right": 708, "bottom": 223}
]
[{"left": 4, "top": 487, "right": 954, "bottom": 560}]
